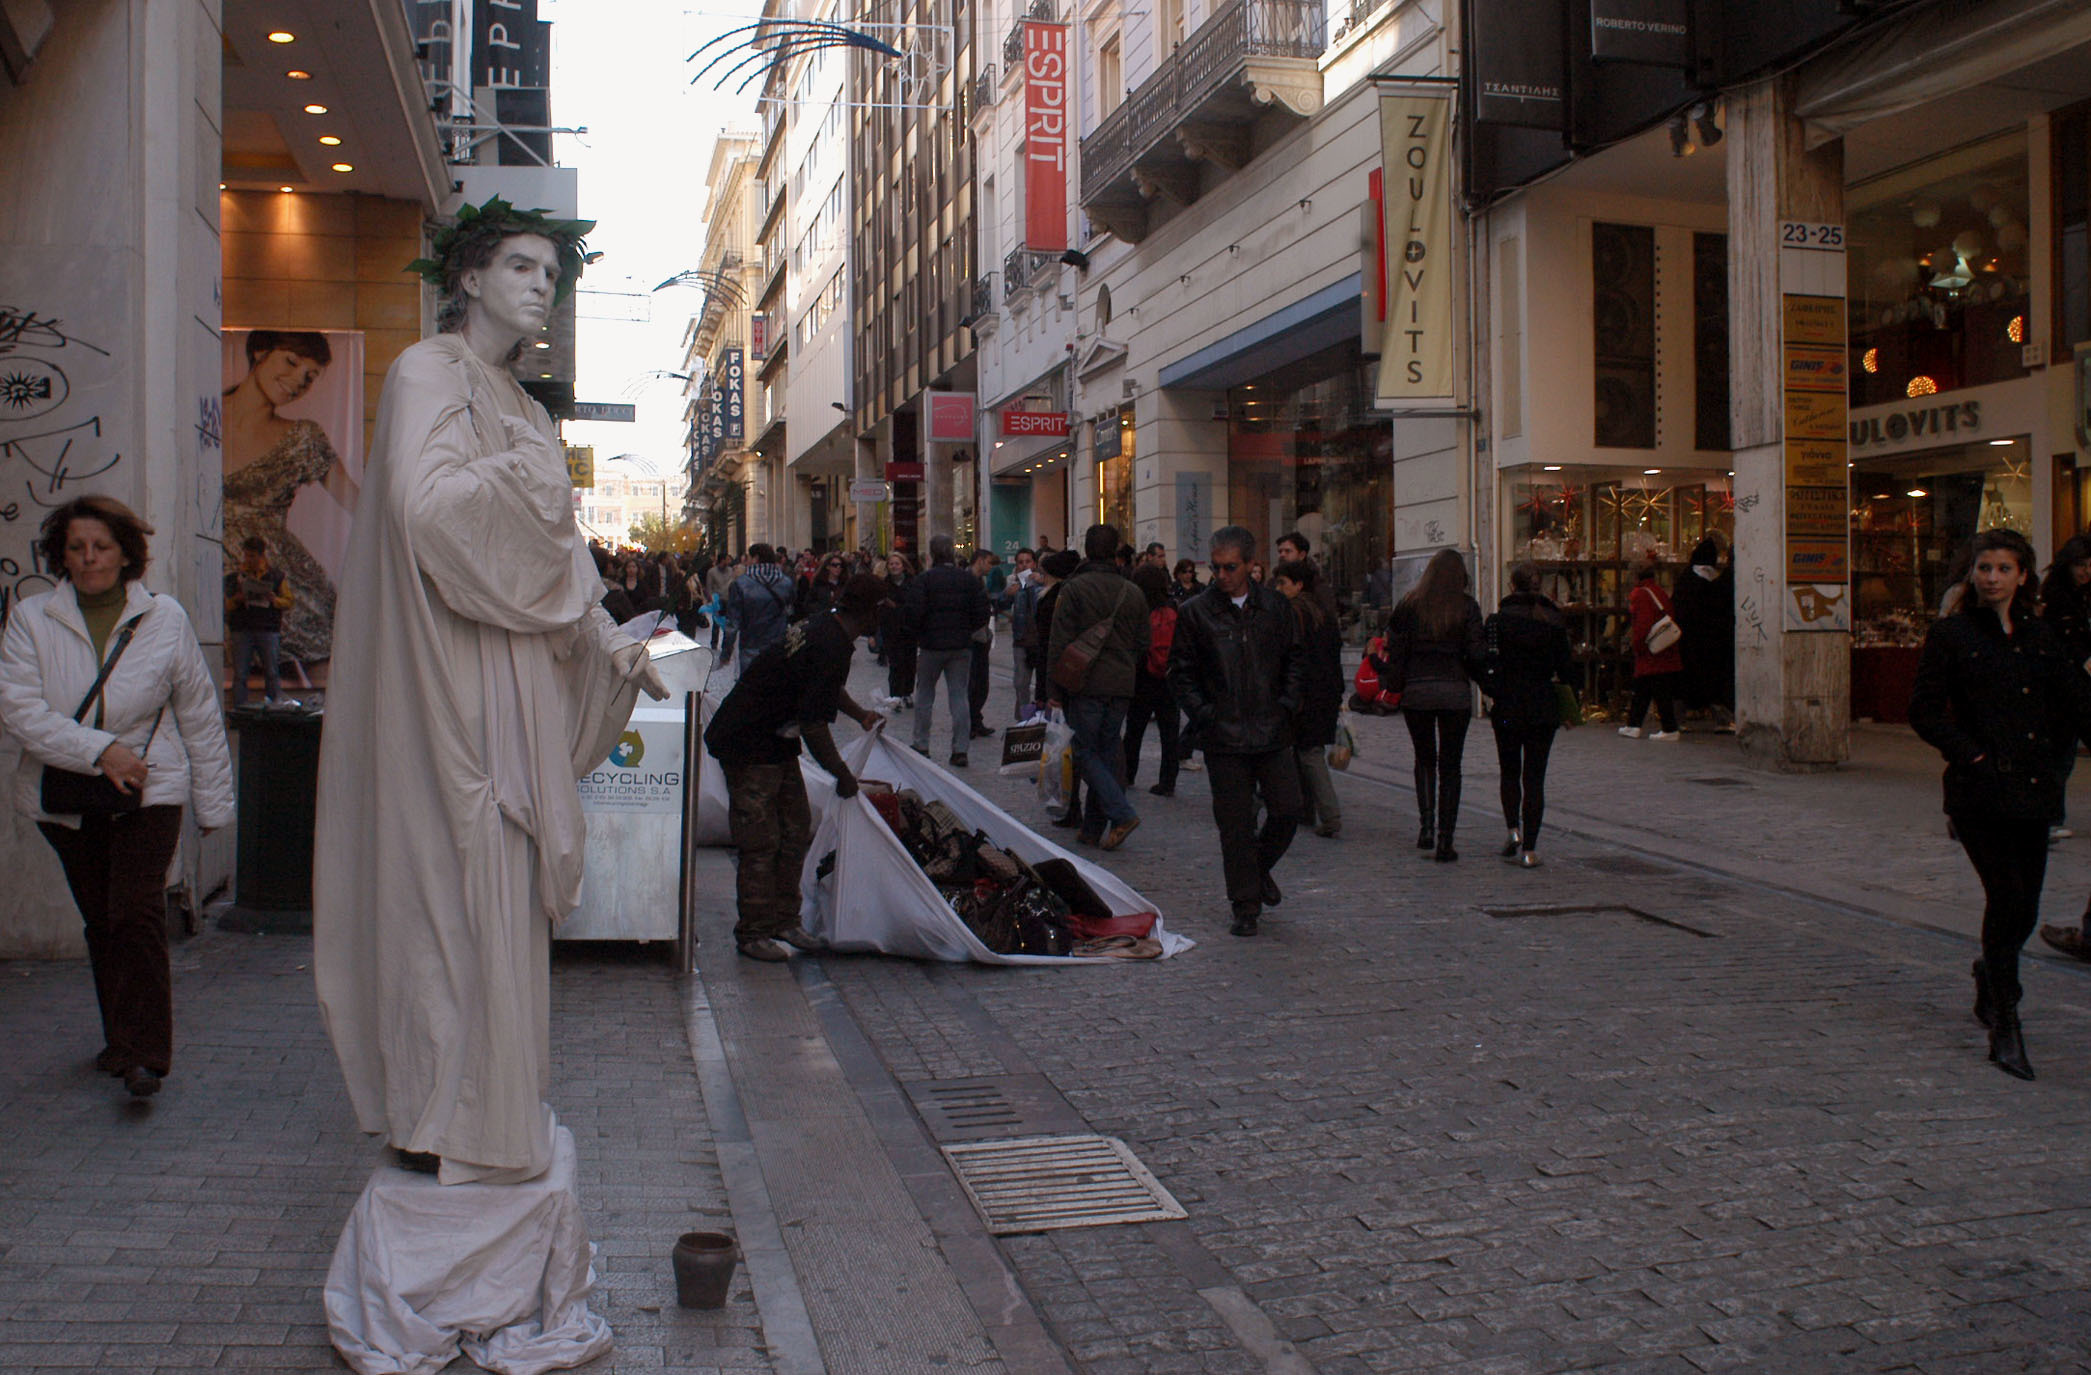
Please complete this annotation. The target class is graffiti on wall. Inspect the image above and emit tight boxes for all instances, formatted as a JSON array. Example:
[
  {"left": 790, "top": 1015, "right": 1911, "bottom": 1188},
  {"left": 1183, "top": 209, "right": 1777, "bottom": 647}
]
[{"left": 0, "top": 301, "right": 120, "bottom": 629}]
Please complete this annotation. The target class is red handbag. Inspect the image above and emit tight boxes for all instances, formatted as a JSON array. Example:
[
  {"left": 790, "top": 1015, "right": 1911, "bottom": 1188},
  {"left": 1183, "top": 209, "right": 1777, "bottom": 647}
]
[{"left": 1351, "top": 635, "right": 1403, "bottom": 713}]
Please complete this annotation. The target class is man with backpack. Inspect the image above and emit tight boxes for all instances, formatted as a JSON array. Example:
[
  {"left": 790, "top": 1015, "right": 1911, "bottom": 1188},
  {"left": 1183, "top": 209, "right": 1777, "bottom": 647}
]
[{"left": 1045, "top": 524, "right": 1150, "bottom": 850}]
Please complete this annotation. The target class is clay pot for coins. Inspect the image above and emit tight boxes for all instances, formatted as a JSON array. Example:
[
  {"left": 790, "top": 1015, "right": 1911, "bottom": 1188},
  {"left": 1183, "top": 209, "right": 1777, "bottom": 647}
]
[{"left": 671, "top": 1231, "right": 737, "bottom": 1309}]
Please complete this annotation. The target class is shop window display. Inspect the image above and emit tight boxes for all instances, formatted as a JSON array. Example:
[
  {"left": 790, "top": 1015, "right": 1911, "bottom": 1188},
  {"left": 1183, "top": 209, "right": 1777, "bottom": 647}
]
[
  {"left": 1097, "top": 410, "right": 1134, "bottom": 542},
  {"left": 1505, "top": 470, "right": 1733, "bottom": 707},
  {"left": 1226, "top": 356, "right": 1391, "bottom": 637},
  {"left": 1847, "top": 132, "right": 2030, "bottom": 409}
]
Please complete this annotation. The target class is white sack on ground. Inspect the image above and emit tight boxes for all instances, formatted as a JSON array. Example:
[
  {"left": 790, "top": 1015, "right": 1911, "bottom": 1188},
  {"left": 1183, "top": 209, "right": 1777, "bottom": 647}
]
[
  {"left": 324, "top": 1122, "right": 613, "bottom": 1375},
  {"left": 800, "top": 728, "right": 1192, "bottom": 964}
]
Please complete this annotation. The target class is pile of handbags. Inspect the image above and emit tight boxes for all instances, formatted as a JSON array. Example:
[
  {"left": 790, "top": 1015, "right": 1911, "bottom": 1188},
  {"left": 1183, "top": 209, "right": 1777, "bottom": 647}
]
[{"left": 868, "top": 787, "right": 1159, "bottom": 958}]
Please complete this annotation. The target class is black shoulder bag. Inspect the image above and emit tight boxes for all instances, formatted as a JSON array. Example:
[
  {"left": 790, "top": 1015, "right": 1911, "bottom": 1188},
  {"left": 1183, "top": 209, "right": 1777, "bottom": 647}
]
[{"left": 40, "top": 618, "right": 164, "bottom": 817}]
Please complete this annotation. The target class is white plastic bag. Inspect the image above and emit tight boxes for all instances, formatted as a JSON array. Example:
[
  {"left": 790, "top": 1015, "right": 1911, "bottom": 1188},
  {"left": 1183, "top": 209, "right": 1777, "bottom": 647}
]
[
  {"left": 1036, "top": 707, "right": 1074, "bottom": 811},
  {"left": 1328, "top": 711, "right": 1358, "bottom": 771}
]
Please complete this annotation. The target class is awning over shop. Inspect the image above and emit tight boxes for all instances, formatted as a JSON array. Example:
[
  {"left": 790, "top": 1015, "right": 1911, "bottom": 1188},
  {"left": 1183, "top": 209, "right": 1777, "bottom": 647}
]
[
  {"left": 1158, "top": 273, "right": 1360, "bottom": 391},
  {"left": 1796, "top": 0, "right": 2091, "bottom": 148}
]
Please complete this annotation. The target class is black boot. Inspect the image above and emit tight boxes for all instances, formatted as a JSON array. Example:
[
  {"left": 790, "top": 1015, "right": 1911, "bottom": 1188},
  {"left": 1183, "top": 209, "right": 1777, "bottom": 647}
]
[
  {"left": 1416, "top": 802, "right": 1435, "bottom": 850},
  {"left": 1971, "top": 958, "right": 1993, "bottom": 1030},
  {"left": 1984, "top": 962, "right": 2034, "bottom": 1080}
]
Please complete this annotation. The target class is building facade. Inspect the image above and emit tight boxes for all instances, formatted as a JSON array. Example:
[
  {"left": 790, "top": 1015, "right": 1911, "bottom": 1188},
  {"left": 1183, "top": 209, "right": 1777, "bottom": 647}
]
[{"left": 685, "top": 133, "right": 763, "bottom": 554}]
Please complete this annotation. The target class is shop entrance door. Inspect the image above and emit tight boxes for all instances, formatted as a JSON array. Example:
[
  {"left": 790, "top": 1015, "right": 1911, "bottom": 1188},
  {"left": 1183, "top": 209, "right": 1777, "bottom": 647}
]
[{"left": 990, "top": 481, "right": 1032, "bottom": 558}]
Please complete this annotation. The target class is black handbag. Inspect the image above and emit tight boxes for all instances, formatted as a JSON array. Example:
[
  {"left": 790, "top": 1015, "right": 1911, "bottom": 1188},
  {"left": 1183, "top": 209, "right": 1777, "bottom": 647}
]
[{"left": 39, "top": 618, "right": 162, "bottom": 817}]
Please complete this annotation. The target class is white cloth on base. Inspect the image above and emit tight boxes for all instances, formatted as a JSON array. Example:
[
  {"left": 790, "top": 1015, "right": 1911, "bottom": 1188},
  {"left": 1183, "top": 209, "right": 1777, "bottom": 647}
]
[
  {"left": 800, "top": 727, "right": 1192, "bottom": 964},
  {"left": 325, "top": 1120, "right": 613, "bottom": 1375}
]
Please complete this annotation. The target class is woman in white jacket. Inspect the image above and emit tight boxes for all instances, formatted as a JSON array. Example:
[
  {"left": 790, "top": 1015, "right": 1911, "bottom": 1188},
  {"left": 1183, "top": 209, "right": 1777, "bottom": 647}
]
[{"left": 0, "top": 496, "right": 234, "bottom": 1098}]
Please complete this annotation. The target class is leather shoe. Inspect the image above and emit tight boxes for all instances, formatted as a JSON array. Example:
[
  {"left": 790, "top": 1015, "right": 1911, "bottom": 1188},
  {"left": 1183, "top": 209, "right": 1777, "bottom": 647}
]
[
  {"left": 949, "top": 753, "right": 969, "bottom": 768},
  {"left": 1261, "top": 872, "right": 1282, "bottom": 907},
  {"left": 123, "top": 1066, "right": 161, "bottom": 1098},
  {"left": 971, "top": 723, "right": 995, "bottom": 738},
  {"left": 1050, "top": 808, "right": 1084, "bottom": 829},
  {"left": 1416, "top": 826, "right": 1435, "bottom": 850},
  {"left": 2037, "top": 924, "right": 2091, "bottom": 961},
  {"left": 776, "top": 926, "right": 822, "bottom": 952},
  {"left": 1230, "top": 912, "right": 1259, "bottom": 937},
  {"left": 1101, "top": 816, "right": 1141, "bottom": 851},
  {"left": 1971, "top": 958, "right": 1994, "bottom": 1030},
  {"left": 737, "top": 938, "right": 790, "bottom": 962},
  {"left": 1148, "top": 783, "right": 1174, "bottom": 797},
  {"left": 96, "top": 1047, "right": 125, "bottom": 1075},
  {"left": 1989, "top": 1008, "right": 2035, "bottom": 1080}
]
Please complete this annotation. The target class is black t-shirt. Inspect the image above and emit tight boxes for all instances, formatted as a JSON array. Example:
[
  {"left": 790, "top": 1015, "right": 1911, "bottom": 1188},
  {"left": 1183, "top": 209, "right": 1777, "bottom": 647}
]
[{"left": 704, "top": 611, "right": 857, "bottom": 765}]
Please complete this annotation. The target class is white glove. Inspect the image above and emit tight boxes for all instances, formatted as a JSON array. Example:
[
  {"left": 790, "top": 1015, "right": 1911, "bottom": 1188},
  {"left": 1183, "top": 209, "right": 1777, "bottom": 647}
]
[{"left": 613, "top": 640, "right": 669, "bottom": 700}]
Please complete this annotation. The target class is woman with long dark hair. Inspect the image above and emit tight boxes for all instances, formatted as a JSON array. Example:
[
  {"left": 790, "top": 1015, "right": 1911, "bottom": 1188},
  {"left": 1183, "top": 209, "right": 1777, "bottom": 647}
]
[
  {"left": 1484, "top": 562, "right": 1576, "bottom": 867},
  {"left": 1387, "top": 548, "right": 1485, "bottom": 860},
  {"left": 1910, "top": 529, "right": 2091, "bottom": 1080},
  {"left": 797, "top": 552, "right": 848, "bottom": 622},
  {"left": 1274, "top": 559, "right": 1344, "bottom": 837},
  {"left": 2039, "top": 534, "right": 2091, "bottom": 666},
  {"left": 1619, "top": 558, "right": 1684, "bottom": 739},
  {"left": 880, "top": 552, "right": 918, "bottom": 706}
]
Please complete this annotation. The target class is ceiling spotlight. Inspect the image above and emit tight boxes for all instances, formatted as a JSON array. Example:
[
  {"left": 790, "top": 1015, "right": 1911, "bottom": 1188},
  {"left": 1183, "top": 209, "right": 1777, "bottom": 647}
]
[
  {"left": 1690, "top": 101, "right": 1721, "bottom": 148},
  {"left": 279, "top": 185, "right": 295, "bottom": 193},
  {"left": 268, "top": 31, "right": 296, "bottom": 43},
  {"left": 286, "top": 69, "right": 312, "bottom": 79},
  {"left": 1643, "top": 468, "right": 1662, "bottom": 475},
  {"left": 330, "top": 162, "right": 354, "bottom": 173},
  {"left": 1668, "top": 114, "right": 1693, "bottom": 158},
  {"left": 1988, "top": 438, "right": 2016, "bottom": 446},
  {"left": 533, "top": 340, "right": 551, "bottom": 349},
  {"left": 319, "top": 135, "right": 341, "bottom": 146},
  {"left": 304, "top": 103, "right": 328, "bottom": 114},
  {"left": 1906, "top": 488, "right": 1928, "bottom": 498},
  {"left": 1542, "top": 465, "right": 1563, "bottom": 472}
]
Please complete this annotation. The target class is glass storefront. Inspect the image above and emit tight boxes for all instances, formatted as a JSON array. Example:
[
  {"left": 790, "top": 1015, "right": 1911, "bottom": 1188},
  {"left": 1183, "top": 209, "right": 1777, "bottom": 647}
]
[
  {"left": 1096, "top": 409, "right": 1135, "bottom": 542},
  {"left": 1502, "top": 465, "right": 1734, "bottom": 705},
  {"left": 1850, "top": 438, "right": 2032, "bottom": 644},
  {"left": 1226, "top": 349, "right": 1390, "bottom": 634},
  {"left": 1847, "top": 131, "right": 2030, "bottom": 408}
]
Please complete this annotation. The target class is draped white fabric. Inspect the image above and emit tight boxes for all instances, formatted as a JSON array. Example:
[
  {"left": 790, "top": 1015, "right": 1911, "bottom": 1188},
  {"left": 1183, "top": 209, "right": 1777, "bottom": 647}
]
[
  {"left": 799, "top": 728, "right": 1191, "bottom": 964},
  {"left": 314, "top": 335, "right": 640, "bottom": 1182}
]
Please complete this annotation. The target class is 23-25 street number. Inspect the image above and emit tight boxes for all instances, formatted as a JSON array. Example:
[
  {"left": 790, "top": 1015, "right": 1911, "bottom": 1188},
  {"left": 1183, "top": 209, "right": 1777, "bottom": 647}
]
[{"left": 1781, "top": 221, "right": 1844, "bottom": 250}]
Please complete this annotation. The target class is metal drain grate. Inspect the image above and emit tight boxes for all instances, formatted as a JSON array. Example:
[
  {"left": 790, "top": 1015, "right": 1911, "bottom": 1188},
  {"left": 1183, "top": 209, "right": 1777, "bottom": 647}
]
[
  {"left": 941, "top": 1134, "right": 1187, "bottom": 1235},
  {"left": 1576, "top": 855, "right": 1677, "bottom": 877},
  {"left": 918, "top": 1082, "right": 1023, "bottom": 1135},
  {"left": 1484, "top": 903, "right": 1717, "bottom": 938},
  {"left": 1686, "top": 775, "right": 1749, "bottom": 787},
  {"left": 905, "top": 1074, "right": 1088, "bottom": 1142}
]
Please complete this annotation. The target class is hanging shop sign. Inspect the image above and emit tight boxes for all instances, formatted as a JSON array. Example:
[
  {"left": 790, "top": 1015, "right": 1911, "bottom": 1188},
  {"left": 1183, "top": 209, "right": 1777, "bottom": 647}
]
[
  {"left": 571, "top": 401, "right": 636, "bottom": 423},
  {"left": 1023, "top": 22, "right": 1070, "bottom": 252},
  {"left": 1469, "top": 0, "right": 1564, "bottom": 128},
  {"left": 1374, "top": 93, "right": 1456, "bottom": 404},
  {"left": 1000, "top": 409, "right": 1069, "bottom": 437},
  {"left": 721, "top": 348, "right": 745, "bottom": 439},
  {"left": 926, "top": 390, "right": 977, "bottom": 443},
  {"left": 565, "top": 445, "right": 595, "bottom": 488},
  {"left": 1589, "top": 0, "right": 1690, "bottom": 67},
  {"left": 886, "top": 460, "right": 925, "bottom": 482},
  {"left": 750, "top": 313, "right": 768, "bottom": 361},
  {"left": 849, "top": 479, "right": 893, "bottom": 504}
]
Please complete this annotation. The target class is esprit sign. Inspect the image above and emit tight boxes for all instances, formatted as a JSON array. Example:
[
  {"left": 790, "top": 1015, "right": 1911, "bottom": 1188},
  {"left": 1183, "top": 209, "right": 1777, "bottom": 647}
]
[
  {"left": 1024, "top": 22, "right": 1069, "bottom": 253},
  {"left": 1000, "top": 409, "right": 1069, "bottom": 437},
  {"left": 1374, "top": 93, "right": 1454, "bottom": 403}
]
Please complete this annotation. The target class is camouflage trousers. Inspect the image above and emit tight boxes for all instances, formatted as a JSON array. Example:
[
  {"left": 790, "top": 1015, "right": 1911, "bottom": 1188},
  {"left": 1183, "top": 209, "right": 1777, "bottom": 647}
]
[{"left": 722, "top": 760, "right": 813, "bottom": 943}]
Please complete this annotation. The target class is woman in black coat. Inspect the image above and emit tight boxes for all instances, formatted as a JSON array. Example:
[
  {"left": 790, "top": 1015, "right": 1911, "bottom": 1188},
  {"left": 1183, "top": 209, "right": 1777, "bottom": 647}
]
[
  {"left": 1671, "top": 536, "right": 1734, "bottom": 719},
  {"left": 879, "top": 552, "right": 918, "bottom": 704},
  {"left": 1275, "top": 558, "right": 1344, "bottom": 837},
  {"left": 1484, "top": 563, "right": 1577, "bottom": 867},
  {"left": 2039, "top": 534, "right": 2091, "bottom": 666},
  {"left": 1386, "top": 548, "right": 1487, "bottom": 861},
  {"left": 1910, "top": 528, "right": 2091, "bottom": 1081}
]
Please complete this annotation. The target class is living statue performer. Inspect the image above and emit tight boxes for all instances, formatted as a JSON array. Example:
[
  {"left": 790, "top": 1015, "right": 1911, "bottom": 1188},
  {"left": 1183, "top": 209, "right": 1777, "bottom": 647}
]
[{"left": 314, "top": 199, "right": 666, "bottom": 1185}]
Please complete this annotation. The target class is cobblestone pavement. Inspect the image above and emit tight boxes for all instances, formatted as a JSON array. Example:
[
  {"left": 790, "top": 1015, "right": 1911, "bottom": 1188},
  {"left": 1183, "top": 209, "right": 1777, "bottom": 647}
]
[
  {"left": 0, "top": 930, "right": 769, "bottom": 1374},
  {"left": 814, "top": 654, "right": 2091, "bottom": 1373}
]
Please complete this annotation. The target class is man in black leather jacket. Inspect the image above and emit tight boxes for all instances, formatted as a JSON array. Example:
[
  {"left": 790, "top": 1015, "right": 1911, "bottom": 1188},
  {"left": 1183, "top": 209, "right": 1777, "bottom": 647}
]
[{"left": 1168, "top": 525, "right": 1307, "bottom": 937}]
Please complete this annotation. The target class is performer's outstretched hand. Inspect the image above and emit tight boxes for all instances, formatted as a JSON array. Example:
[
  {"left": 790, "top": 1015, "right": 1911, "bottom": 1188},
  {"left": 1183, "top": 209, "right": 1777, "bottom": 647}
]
[{"left": 613, "top": 640, "right": 670, "bottom": 700}]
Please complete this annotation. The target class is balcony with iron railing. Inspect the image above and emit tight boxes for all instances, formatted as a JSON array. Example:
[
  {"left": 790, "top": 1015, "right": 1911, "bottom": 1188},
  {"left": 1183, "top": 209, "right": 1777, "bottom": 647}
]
[
  {"left": 1079, "top": 0, "right": 1324, "bottom": 244},
  {"left": 1002, "top": 247, "right": 1058, "bottom": 302},
  {"left": 972, "top": 67, "right": 997, "bottom": 115},
  {"left": 1003, "top": 0, "right": 1055, "bottom": 74}
]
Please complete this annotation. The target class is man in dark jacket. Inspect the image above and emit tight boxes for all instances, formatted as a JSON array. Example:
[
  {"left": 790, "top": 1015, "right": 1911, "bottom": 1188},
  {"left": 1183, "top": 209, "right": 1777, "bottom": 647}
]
[
  {"left": 727, "top": 545, "right": 796, "bottom": 665},
  {"left": 1169, "top": 525, "right": 1306, "bottom": 936},
  {"left": 903, "top": 534, "right": 990, "bottom": 764},
  {"left": 1046, "top": 525, "right": 1150, "bottom": 850}
]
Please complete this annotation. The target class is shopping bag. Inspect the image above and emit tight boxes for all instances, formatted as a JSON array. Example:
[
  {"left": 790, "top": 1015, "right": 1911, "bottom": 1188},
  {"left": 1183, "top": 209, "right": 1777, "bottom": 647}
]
[
  {"left": 999, "top": 719, "right": 1048, "bottom": 775},
  {"left": 1555, "top": 681, "right": 1584, "bottom": 729},
  {"left": 1036, "top": 708, "right": 1074, "bottom": 811},
  {"left": 1327, "top": 712, "right": 1358, "bottom": 771}
]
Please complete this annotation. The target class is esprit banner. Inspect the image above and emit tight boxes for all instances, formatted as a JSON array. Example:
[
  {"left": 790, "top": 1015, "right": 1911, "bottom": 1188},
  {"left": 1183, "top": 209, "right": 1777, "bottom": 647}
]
[
  {"left": 1024, "top": 22, "right": 1070, "bottom": 252},
  {"left": 1375, "top": 93, "right": 1455, "bottom": 404},
  {"left": 1469, "top": 0, "right": 1564, "bottom": 128}
]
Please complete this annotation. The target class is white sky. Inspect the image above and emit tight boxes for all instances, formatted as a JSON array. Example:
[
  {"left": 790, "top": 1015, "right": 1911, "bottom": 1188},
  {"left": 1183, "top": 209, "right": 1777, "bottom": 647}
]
[{"left": 542, "top": 0, "right": 764, "bottom": 482}]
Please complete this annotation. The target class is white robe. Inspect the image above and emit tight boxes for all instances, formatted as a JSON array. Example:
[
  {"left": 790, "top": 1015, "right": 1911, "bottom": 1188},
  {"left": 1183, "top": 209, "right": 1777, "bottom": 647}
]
[{"left": 315, "top": 334, "right": 638, "bottom": 1183}]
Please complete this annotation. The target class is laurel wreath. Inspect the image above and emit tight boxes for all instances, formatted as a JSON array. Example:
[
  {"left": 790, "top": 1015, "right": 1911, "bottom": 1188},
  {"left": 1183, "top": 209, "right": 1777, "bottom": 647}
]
[{"left": 404, "top": 195, "right": 596, "bottom": 303}]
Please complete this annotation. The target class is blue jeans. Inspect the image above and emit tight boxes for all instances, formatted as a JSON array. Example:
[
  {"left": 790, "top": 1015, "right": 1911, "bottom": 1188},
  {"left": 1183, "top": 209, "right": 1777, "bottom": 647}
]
[
  {"left": 229, "top": 630, "right": 280, "bottom": 705},
  {"left": 912, "top": 646, "right": 972, "bottom": 755},
  {"left": 1065, "top": 693, "right": 1136, "bottom": 832}
]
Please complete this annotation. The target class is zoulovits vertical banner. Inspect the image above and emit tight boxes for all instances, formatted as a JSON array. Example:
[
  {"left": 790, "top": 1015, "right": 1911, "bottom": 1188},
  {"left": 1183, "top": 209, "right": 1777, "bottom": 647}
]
[{"left": 1374, "top": 93, "right": 1455, "bottom": 405}]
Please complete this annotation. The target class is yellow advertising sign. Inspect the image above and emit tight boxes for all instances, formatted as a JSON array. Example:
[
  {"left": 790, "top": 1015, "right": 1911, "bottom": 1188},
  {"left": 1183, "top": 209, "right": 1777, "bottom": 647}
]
[
  {"left": 1785, "top": 437, "right": 1845, "bottom": 485},
  {"left": 1374, "top": 93, "right": 1455, "bottom": 404},
  {"left": 1786, "top": 486, "right": 1848, "bottom": 539},
  {"left": 566, "top": 444, "right": 595, "bottom": 488},
  {"left": 1783, "top": 294, "right": 1845, "bottom": 347},
  {"left": 1785, "top": 391, "right": 1844, "bottom": 440},
  {"left": 1784, "top": 344, "right": 1848, "bottom": 394}
]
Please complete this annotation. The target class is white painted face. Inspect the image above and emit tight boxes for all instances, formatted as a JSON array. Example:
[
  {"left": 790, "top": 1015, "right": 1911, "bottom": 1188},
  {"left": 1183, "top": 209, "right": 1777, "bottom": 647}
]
[{"left": 460, "top": 234, "right": 560, "bottom": 346}]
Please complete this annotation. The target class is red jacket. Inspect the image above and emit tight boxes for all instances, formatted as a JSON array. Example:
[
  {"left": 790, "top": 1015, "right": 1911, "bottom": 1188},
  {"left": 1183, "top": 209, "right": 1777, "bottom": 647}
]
[{"left": 1630, "top": 577, "right": 1684, "bottom": 678}]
